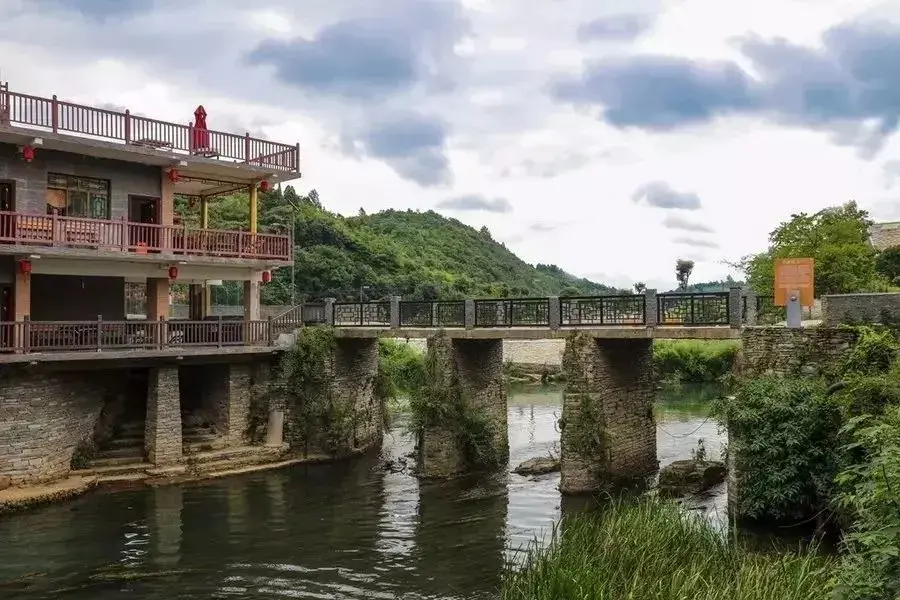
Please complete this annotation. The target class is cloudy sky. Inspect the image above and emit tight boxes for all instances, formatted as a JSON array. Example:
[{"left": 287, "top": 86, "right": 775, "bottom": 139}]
[{"left": 3, "top": 0, "right": 900, "bottom": 291}]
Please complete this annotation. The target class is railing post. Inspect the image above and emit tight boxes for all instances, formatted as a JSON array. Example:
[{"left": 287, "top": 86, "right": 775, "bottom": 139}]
[
  {"left": 465, "top": 299, "right": 476, "bottom": 329},
  {"left": 267, "top": 315, "right": 274, "bottom": 345},
  {"left": 294, "top": 143, "right": 300, "bottom": 172},
  {"left": 744, "top": 290, "right": 758, "bottom": 326},
  {"left": 548, "top": 296, "right": 560, "bottom": 330},
  {"left": 729, "top": 286, "right": 743, "bottom": 328},
  {"left": 51, "top": 94, "right": 59, "bottom": 133},
  {"left": 324, "top": 297, "right": 336, "bottom": 326},
  {"left": 96, "top": 314, "right": 103, "bottom": 351},
  {"left": 124, "top": 109, "right": 131, "bottom": 143},
  {"left": 644, "top": 289, "right": 658, "bottom": 327},
  {"left": 390, "top": 295, "right": 401, "bottom": 329},
  {"left": 218, "top": 315, "right": 223, "bottom": 348},
  {"left": 244, "top": 132, "right": 251, "bottom": 163},
  {"left": 51, "top": 209, "right": 59, "bottom": 246},
  {"left": 158, "top": 316, "right": 165, "bottom": 349},
  {"left": 22, "top": 315, "right": 30, "bottom": 354}
]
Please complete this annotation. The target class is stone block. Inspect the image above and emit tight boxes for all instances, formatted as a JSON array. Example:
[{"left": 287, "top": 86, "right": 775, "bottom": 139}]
[{"left": 145, "top": 367, "right": 182, "bottom": 466}]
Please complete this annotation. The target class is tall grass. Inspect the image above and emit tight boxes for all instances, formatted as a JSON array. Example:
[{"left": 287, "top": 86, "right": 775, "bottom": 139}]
[
  {"left": 653, "top": 339, "right": 740, "bottom": 384},
  {"left": 501, "top": 501, "right": 834, "bottom": 600}
]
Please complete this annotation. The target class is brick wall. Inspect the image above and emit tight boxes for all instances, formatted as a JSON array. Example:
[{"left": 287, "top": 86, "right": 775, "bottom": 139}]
[
  {"left": 0, "top": 144, "right": 161, "bottom": 218},
  {"left": 0, "top": 368, "right": 127, "bottom": 484},
  {"left": 738, "top": 327, "right": 857, "bottom": 378},
  {"left": 821, "top": 293, "right": 900, "bottom": 326}
]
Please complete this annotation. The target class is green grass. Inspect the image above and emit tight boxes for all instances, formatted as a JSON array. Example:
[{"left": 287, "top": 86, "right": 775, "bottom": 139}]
[
  {"left": 653, "top": 339, "right": 740, "bottom": 384},
  {"left": 501, "top": 501, "right": 834, "bottom": 600}
]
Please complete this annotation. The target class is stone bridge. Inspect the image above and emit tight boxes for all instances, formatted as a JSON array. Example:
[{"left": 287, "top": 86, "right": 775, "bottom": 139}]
[{"left": 284, "top": 288, "right": 761, "bottom": 494}]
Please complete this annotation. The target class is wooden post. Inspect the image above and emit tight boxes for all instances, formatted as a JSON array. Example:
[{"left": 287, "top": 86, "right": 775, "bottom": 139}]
[{"left": 248, "top": 184, "right": 258, "bottom": 234}]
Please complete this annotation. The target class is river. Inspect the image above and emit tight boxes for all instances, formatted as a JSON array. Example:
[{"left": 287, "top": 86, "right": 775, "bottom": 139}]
[{"left": 0, "top": 383, "right": 725, "bottom": 600}]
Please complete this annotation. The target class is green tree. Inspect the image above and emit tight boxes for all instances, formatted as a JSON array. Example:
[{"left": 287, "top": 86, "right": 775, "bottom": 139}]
[
  {"left": 675, "top": 260, "right": 694, "bottom": 291},
  {"left": 743, "top": 201, "right": 878, "bottom": 296},
  {"left": 633, "top": 281, "right": 646, "bottom": 294},
  {"left": 875, "top": 245, "right": 900, "bottom": 285}
]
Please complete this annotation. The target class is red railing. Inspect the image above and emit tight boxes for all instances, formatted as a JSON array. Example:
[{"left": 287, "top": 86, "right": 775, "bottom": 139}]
[
  {"left": 0, "top": 87, "right": 300, "bottom": 173},
  {"left": 0, "top": 211, "right": 292, "bottom": 261},
  {"left": 0, "top": 318, "right": 274, "bottom": 354}
]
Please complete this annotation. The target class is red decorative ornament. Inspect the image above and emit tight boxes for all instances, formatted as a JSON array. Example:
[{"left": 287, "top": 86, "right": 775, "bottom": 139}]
[
  {"left": 258, "top": 180, "right": 270, "bottom": 192},
  {"left": 168, "top": 265, "right": 178, "bottom": 280},
  {"left": 21, "top": 145, "right": 35, "bottom": 163},
  {"left": 261, "top": 270, "right": 271, "bottom": 284},
  {"left": 167, "top": 168, "right": 180, "bottom": 184},
  {"left": 18, "top": 260, "right": 31, "bottom": 275}
]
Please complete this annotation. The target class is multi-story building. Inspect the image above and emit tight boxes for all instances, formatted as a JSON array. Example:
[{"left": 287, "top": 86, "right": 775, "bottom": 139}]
[{"left": 0, "top": 81, "right": 298, "bottom": 354}]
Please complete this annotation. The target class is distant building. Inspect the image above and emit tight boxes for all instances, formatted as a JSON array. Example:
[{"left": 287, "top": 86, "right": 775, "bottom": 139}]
[{"left": 870, "top": 222, "right": 900, "bottom": 251}]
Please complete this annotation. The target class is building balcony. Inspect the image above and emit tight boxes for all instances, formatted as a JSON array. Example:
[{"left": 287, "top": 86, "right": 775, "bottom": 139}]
[
  {"left": 0, "top": 210, "right": 292, "bottom": 263},
  {"left": 0, "top": 83, "right": 300, "bottom": 176}
]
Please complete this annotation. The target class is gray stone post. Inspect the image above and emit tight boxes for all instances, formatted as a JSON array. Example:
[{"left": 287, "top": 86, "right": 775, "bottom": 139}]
[
  {"left": 548, "top": 296, "right": 560, "bottom": 330},
  {"left": 324, "top": 297, "right": 336, "bottom": 326},
  {"left": 644, "top": 289, "right": 658, "bottom": 326},
  {"left": 464, "top": 298, "right": 476, "bottom": 329},
  {"left": 227, "top": 364, "right": 251, "bottom": 447},
  {"left": 145, "top": 366, "right": 182, "bottom": 466},
  {"left": 265, "top": 410, "right": 285, "bottom": 447},
  {"left": 729, "top": 286, "right": 742, "bottom": 328},
  {"left": 744, "top": 290, "right": 758, "bottom": 326},
  {"left": 390, "top": 295, "right": 401, "bottom": 329}
]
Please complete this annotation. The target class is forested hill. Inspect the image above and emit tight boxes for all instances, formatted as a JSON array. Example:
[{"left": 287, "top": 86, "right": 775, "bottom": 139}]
[{"left": 181, "top": 187, "right": 622, "bottom": 303}]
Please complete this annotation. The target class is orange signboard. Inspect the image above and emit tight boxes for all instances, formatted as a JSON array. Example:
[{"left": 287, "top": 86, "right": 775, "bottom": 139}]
[{"left": 774, "top": 258, "right": 814, "bottom": 307}]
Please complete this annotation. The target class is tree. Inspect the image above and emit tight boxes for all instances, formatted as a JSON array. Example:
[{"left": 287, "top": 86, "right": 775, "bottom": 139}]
[
  {"left": 633, "top": 281, "right": 647, "bottom": 294},
  {"left": 675, "top": 260, "right": 694, "bottom": 291},
  {"left": 875, "top": 246, "right": 900, "bottom": 285},
  {"left": 742, "top": 201, "right": 878, "bottom": 296}
]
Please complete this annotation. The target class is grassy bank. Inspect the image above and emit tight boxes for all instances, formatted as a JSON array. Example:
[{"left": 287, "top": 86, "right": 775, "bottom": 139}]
[
  {"left": 653, "top": 339, "right": 740, "bottom": 384},
  {"left": 501, "top": 501, "right": 833, "bottom": 600}
]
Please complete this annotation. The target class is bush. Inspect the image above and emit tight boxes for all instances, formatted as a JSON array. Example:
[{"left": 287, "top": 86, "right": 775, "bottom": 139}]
[
  {"left": 502, "top": 500, "right": 834, "bottom": 600},
  {"left": 714, "top": 377, "right": 841, "bottom": 521},
  {"left": 378, "top": 339, "right": 426, "bottom": 398},
  {"left": 836, "top": 326, "right": 897, "bottom": 379},
  {"left": 653, "top": 340, "right": 740, "bottom": 384}
]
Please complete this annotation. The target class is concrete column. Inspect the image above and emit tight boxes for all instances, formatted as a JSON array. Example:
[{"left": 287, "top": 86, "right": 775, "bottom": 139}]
[
  {"left": 729, "top": 286, "right": 743, "bottom": 327},
  {"left": 13, "top": 268, "right": 30, "bottom": 351},
  {"left": 248, "top": 184, "right": 258, "bottom": 234},
  {"left": 744, "top": 290, "right": 758, "bottom": 326},
  {"left": 243, "top": 279, "right": 260, "bottom": 321},
  {"left": 145, "top": 366, "right": 182, "bottom": 466},
  {"left": 227, "top": 364, "right": 251, "bottom": 447},
  {"left": 147, "top": 277, "right": 169, "bottom": 320},
  {"left": 548, "top": 296, "right": 560, "bottom": 329},
  {"left": 644, "top": 289, "right": 658, "bottom": 326},
  {"left": 560, "top": 334, "right": 656, "bottom": 494},
  {"left": 464, "top": 299, "right": 475, "bottom": 329},
  {"left": 390, "top": 295, "right": 401, "bottom": 329},
  {"left": 324, "top": 297, "right": 336, "bottom": 326},
  {"left": 265, "top": 409, "right": 284, "bottom": 447},
  {"left": 332, "top": 338, "right": 382, "bottom": 452},
  {"left": 187, "top": 284, "right": 208, "bottom": 320},
  {"left": 418, "top": 335, "right": 508, "bottom": 478},
  {"left": 160, "top": 169, "right": 175, "bottom": 227}
]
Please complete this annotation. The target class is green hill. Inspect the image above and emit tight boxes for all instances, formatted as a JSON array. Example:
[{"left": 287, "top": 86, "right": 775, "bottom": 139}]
[{"left": 180, "top": 187, "right": 622, "bottom": 304}]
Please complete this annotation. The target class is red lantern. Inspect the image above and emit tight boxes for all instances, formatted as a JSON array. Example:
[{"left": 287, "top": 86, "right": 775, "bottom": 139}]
[
  {"left": 18, "top": 260, "right": 31, "bottom": 275},
  {"left": 167, "top": 168, "right": 180, "bottom": 184},
  {"left": 261, "top": 270, "right": 271, "bottom": 283},
  {"left": 168, "top": 265, "right": 178, "bottom": 280},
  {"left": 21, "top": 145, "right": 35, "bottom": 163},
  {"left": 259, "top": 180, "right": 269, "bottom": 192}
]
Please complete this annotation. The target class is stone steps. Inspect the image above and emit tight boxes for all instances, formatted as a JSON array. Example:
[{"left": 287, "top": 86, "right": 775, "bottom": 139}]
[
  {"left": 95, "top": 446, "right": 145, "bottom": 460},
  {"left": 106, "top": 436, "right": 145, "bottom": 449},
  {"left": 183, "top": 445, "right": 270, "bottom": 466},
  {"left": 117, "top": 422, "right": 146, "bottom": 435},
  {"left": 187, "top": 448, "right": 285, "bottom": 475},
  {"left": 74, "top": 446, "right": 287, "bottom": 480},
  {"left": 73, "top": 460, "right": 151, "bottom": 477},
  {"left": 88, "top": 455, "right": 146, "bottom": 468}
]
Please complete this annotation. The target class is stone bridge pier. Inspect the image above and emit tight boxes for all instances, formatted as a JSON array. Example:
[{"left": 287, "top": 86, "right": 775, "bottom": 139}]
[
  {"left": 559, "top": 333, "right": 657, "bottom": 494},
  {"left": 418, "top": 335, "right": 508, "bottom": 478}
]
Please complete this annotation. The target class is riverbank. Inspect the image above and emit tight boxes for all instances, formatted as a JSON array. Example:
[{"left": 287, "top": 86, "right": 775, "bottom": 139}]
[{"left": 501, "top": 500, "right": 833, "bottom": 600}]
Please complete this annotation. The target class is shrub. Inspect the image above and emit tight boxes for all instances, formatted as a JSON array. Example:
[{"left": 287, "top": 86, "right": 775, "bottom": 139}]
[
  {"left": 836, "top": 326, "right": 897, "bottom": 379},
  {"left": 714, "top": 377, "right": 841, "bottom": 521},
  {"left": 653, "top": 340, "right": 739, "bottom": 384},
  {"left": 378, "top": 339, "right": 426, "bottom": 397}
]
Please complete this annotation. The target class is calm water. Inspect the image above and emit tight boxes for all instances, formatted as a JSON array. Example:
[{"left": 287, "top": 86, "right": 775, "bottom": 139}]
[{"left": 0, "top": 384, "right": 725, "bottom": 600}]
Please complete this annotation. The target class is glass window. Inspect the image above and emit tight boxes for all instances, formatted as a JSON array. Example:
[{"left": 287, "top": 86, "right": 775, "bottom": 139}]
[{"left": 46, "top": 173, "right": 110, "bottom": 219}]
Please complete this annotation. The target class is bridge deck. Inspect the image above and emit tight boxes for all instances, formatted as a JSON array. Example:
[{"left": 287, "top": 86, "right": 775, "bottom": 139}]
[{"left": 331, "top": 326, "right": 742, "bottom": 340}]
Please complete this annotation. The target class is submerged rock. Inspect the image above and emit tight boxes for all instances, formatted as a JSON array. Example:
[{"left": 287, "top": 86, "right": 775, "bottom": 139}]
[
  {"left": 658, "top": 460, "right": 726, "bottom": 498},
  {"left": 513, "top": 456, "right": 560, "bottom": 476}
]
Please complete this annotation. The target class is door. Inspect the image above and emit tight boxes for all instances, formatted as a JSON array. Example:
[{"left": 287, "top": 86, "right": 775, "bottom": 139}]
[
  {"left": 0, "top": 181, "right": 14, "bottom": 242},
  {"left": 128, "top": 195, "right": 161, "bottom": 252}
]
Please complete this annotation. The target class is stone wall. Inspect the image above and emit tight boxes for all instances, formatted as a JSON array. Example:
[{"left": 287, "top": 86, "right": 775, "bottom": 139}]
[
  {"left": 333, "top": 338, "right": 383, "bottom": 452},
  {"left": 560, "top": 334, "right": 657, "bottom": 494},
  {"left": 393, "top": 338, "right": 566, "bottom": 367},
  {"left": 821, "top": 293, "right": 900, "bottom": 326},
  {"left": 737, "top": 327, "right": 857, "bottom": 378},
  {"left": 145, "top": 367, "right": 182, "bottom": 465},
  {"left": 0, "top": 368, "right": 127, "bottom": 484}
]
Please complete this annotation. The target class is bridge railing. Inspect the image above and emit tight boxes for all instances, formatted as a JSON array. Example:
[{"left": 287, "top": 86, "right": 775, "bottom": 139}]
[
  {"left": 400, "top": 301, "right": 466, "bottom": 327},
  {"left": 474, "top": 298, "right": 550, "bottom": 327},
  {"left": 657, "top": 292, "right": 730, "bottom": 326},
  {"left": 333, "top": 301, "right": 391, "bottom": 327},
  {"left": 560, "top": 295, "right": 646, "bottom": 326}
]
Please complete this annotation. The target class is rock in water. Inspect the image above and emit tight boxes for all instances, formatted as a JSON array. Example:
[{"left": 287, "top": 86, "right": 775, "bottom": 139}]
[
  {"left": 658, "top": 460, "right": 726, "bottom": 498},
  {"left": 513, "top": 456, "right": 560, "bottom": 476}
]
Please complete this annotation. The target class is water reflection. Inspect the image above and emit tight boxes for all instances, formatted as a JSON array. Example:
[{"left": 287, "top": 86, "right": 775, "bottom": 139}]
[{"left": 0, "top": 383, "right": 724, "bottom": 599}]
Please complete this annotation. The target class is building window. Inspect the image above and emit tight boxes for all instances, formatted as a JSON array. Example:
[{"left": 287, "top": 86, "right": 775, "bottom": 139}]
[{"left": 46, "top": 173, "right": 111, "bottom": 219}]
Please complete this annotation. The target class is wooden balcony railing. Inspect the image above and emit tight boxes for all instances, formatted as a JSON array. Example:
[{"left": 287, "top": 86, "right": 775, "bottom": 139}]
[
  {"left": 0, "top": 87, "right": 300, "bottom": 173},
  {"left": 0, "top": 317, "right": 273, "bottom": 354},
  {"left": 0, "top": 211, "right": 292, "bottom": 261}
]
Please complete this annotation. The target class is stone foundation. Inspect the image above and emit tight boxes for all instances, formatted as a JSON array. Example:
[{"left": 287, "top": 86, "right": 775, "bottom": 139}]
[
  {"left": 145, "top": 367, "right": 182, "bottom": 465},
  {"left": 333, "top": 338, "right": 383, "bottom": 451},
  {"left": 559, "top": 334, "right": 657, "bottom": 494},
  {"left": 418, "top": 335, "right": 507, "bottom": 478},
  {"left": 737, "top": 327, "right": 857, "bottom": 378}
]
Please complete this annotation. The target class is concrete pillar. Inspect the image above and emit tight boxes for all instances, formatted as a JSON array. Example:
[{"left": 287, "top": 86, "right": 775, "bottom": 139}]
[
  {"left": 560, "top": 333, "right": 656, "bottom": 494},
  {"left": 243, "top": 279, "right": 260, "bottom": 321},
  {"left": 248, "top": 184, "right": 258, "bottom": 234},
  {"left": 332, "top": 338, "right": 382, "bottom": 452},
  {"left": 390, "top": 295, "right": 401, "bottom": 329},
  {"left": 464, "top": 299, "right": 475, "bottom": 329},
  {"left": 548, "top": 296, "right": 560, "bottom": 329},
  {"left": 418, "top": 335, "right": 508, "bottom": 478},
  {"left": 13, "top": 268, "right": 30, "bottom": 351},
  {"left": 324, "top": 297, "right": 336, "bottom": 326},
  {"left": 147, "top": 277, "right": 170, "bottom": 343},
  {"left": 265, "top": 409, "right": 284, "bottom": 447},
  {"left": 227, "top": 364, "right": 251, "bottom": 446},
  {"left": 160, "top": 169, "right": 175, "bottom": 227},
  {"left": 744, "top": 290, "right": 758, "bottom": 326},
  {"left": 729, "top": 286, "right": 742, "bottom": 328},
  {"left": 644, "top": 289, "right": 658, "bottom": 326},
  {"left": 145, "top": 366, "right": 182, "bottom": 465},
  {"left": 188, "top": 284, "right": 208, "bottom": 320}
]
